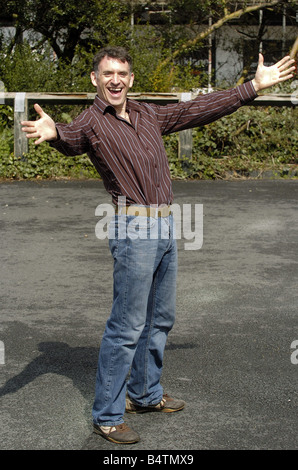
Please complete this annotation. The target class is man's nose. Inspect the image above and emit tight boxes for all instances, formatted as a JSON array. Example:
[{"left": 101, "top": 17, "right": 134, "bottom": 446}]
[{"left": 111, "top": 73, "right": 120, "bottom": 84}]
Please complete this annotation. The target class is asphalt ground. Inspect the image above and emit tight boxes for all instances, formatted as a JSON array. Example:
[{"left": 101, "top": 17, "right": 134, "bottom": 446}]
[{"left": 0, "top": 178, "right": 298, "bottom": 453}]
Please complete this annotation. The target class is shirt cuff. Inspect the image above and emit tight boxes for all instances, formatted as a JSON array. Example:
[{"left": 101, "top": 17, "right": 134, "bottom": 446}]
[
  {"left": 48, "top": 126, "right": 63, "bottom": 146},
  {"left": 236, "top": 81, "right": 258, "bottom": 104}
]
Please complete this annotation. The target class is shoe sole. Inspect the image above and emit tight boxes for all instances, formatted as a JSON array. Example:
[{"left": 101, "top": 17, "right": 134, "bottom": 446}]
[
  {"left": 126, "top": 404, "right": 185, "bottom": 414},
  {"left": 93, "top": 426, "right": 140, "bottom": 444}
]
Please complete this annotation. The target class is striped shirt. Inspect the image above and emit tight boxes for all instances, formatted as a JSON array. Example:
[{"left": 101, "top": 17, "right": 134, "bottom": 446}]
[{"left": 51, "top": 81, "right": 257, "bottom": 205}]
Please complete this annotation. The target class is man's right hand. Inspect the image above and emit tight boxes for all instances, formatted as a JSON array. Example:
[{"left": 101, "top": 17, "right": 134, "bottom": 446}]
[{"left": 21, "top": 103, "right": 57, "bottom": 145}]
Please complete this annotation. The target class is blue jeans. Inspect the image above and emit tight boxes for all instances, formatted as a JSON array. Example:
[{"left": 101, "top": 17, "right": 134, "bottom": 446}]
[{"left": 92, "top": 212, "right": 177, "bottom": 426}]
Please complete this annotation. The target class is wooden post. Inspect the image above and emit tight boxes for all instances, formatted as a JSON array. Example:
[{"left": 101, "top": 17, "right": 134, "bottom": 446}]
[
  {"left": 179, "top": 128, "right": 193, "bottom": 159},
  {"left": 14, "top": 93, "right": 28, "bottom": 158},
  {"left": 178, "top": 93, "right": 193, "bottom": 165}
]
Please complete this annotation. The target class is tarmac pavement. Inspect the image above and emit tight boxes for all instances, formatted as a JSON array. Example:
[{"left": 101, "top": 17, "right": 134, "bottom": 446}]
[{"left": 0, "top": 178, "right": 298, "bottom": 452}]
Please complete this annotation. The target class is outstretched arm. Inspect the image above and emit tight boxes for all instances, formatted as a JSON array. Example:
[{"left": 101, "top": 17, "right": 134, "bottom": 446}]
[
  {"left": 252, "top": 53, "right": 296, "bottom": 93},
  {"left": 21, "top": 103, "right": 57, "bottom": 145}
]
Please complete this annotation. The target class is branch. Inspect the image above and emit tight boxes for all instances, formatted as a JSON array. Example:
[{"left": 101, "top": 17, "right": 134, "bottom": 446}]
[
  {"left": 290, "top": 35, "right": 298, "bottom": 59},
  {"left": 154, "top": 0, "right": 283, "bottom": 73},
  {"left": 236, "top": 9, "right": 267, "bottom": 85}
]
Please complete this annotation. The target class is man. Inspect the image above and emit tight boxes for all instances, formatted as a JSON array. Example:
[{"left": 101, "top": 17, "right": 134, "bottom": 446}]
[{"left": 22, "top": 46, "right": 295, "bottom": 444}]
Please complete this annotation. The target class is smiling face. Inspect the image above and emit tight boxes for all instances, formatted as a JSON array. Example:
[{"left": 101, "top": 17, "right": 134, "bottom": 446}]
[{"left": 90, "top": 55, "right": 134, "bottom": 117}]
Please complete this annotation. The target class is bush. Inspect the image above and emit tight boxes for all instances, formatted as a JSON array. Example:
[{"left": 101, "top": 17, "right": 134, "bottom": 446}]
[
  {"left": 164, "top": 105, "right": 298, "bottom": 179},
  {"left": 0, "top": 104, "right": 296, "bottom": 181},
  {"left": 0, "top": 42, "right": 95, "bottom": 93},
  {"left": 0, "top": 138, "right": 98, "bottom": 180}
]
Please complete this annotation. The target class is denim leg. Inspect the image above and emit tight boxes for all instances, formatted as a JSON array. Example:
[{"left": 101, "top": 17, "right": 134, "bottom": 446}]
[
  {"left": 92, "top": 214, "right": 177, "bottom": 425},
  {"left": 127, "top": 232, "right": 177, "bottom": 406}
]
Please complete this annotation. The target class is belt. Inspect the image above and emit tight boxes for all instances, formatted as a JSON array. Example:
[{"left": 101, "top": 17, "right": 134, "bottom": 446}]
[{"left": 115, "top": 205, "right": 172, "bottom": 218}]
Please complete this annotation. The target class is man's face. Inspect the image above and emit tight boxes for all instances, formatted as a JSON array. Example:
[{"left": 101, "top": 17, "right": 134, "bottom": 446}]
[{"left": 90, "top": 56, "right": 134, "bottom": 113}]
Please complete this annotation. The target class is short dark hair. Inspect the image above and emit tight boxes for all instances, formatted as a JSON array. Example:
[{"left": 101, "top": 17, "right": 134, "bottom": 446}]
[{"left": 92, "top": 46, "right": 133, "bottom": 74}]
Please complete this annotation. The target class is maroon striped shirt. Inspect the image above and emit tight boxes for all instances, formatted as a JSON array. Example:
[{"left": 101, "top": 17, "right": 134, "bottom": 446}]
[{"left": 51, "top": 81, "right": 257, "bottom": 205}]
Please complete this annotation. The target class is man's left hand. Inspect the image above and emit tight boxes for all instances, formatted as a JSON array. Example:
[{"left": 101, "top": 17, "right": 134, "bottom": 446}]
[{"left": 252, "top": 53, "right": 296, "bottom": 92}]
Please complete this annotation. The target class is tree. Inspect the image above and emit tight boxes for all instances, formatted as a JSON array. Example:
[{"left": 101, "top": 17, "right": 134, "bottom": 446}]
[
  {"left": 1, "top": 0, "right": 130, "bottom": 64},
  {"left": 0, "top": 0, "right": 296, "bottom": 92},
  {"left": 150, "top": 0, "right": 296, "bottom": 90}
]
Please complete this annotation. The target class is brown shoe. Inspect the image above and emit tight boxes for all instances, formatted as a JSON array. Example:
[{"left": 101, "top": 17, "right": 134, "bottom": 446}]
[
  {"left": 125, "top": 393, "right": 185, "bottom": 414},
  {"left": 93, "top": 422, "right": 140, "bottom": 444}
]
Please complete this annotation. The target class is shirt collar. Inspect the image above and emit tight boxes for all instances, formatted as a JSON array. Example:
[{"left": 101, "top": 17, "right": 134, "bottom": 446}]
[
  {"left": 93, "top": 94, "right": 140, "bottom": 115},
  {"left": 93, "top": 95, "right": 114, "bottom": 115}
]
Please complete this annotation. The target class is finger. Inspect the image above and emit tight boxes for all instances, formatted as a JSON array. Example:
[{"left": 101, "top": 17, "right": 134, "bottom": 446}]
[
  {"left": 25, "top": 132, "right": 40, "bottom": 139},
  {"left": 280, "top": 66, "right": 296, "bottom": 77},
  {"left": 278, "top": 73, "right": 294, "bottom": 83},
  {"left": 33, "top": 103, "right": 44, "bottom": 118},
  {"left": 279, "top": 59, "right": 296, "bottom": 73},
  {"left": 276, "top": 55, "right": 292, "bottom": 69},
  {"left": 34, "top": 136, "right": 46, "bottom": 145},
  {"left": 258, "top": 53, "right": 264, "bottom": 67},
  {"left": 21, "top": 121, "right": 36, "bottom": 127},
  {"left": 21, "top": 124, "right": 36, "bottom": 132}
]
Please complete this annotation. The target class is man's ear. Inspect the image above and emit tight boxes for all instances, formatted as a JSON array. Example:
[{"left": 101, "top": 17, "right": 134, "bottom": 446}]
[
  {"left": 90, "top": 71, "right": 97, "bottom": 87},
  {"left": 129, "top": 73, "right": 134, "bottom": 89}
]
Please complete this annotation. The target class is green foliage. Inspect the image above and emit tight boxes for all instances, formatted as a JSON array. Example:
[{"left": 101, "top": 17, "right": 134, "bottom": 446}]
[
  {"left": 0, "top": 107, "right": 98, "bottom": 179},
  {"left": 0, "top": 41, "right": 95, "bottom": 93},
  {"left": 164, "top": 105, "right": 298, "bottom": 179},
  {"left": 0, "top": 1, "right": 297, "bottom": 180},
  {"left": 0, "top": 135, "right": 99, "bottom": 180},
  {"left": 0, "top": 42, "right": 56, "bottom": 92},
  {"left": 0, "top": 105, "right": 296, "bottom": 181}
]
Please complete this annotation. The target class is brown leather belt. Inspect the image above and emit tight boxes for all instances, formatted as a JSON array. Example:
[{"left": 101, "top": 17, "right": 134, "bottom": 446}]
[{"left": 115, "top": 205, "right": 172, "bottom": 218}]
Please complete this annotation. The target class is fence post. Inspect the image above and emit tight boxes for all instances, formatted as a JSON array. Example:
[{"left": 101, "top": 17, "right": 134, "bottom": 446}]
[
  {"left": 14, "top": 93, "right": 28, "bottom": 158},
  {"left": 178, "top": 93, "right": 193, "bottom": 168}
]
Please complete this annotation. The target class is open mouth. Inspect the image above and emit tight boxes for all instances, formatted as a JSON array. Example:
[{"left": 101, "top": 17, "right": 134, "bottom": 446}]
[{"left": 107, "top": 88, "right": 123, "bottom": 97}]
